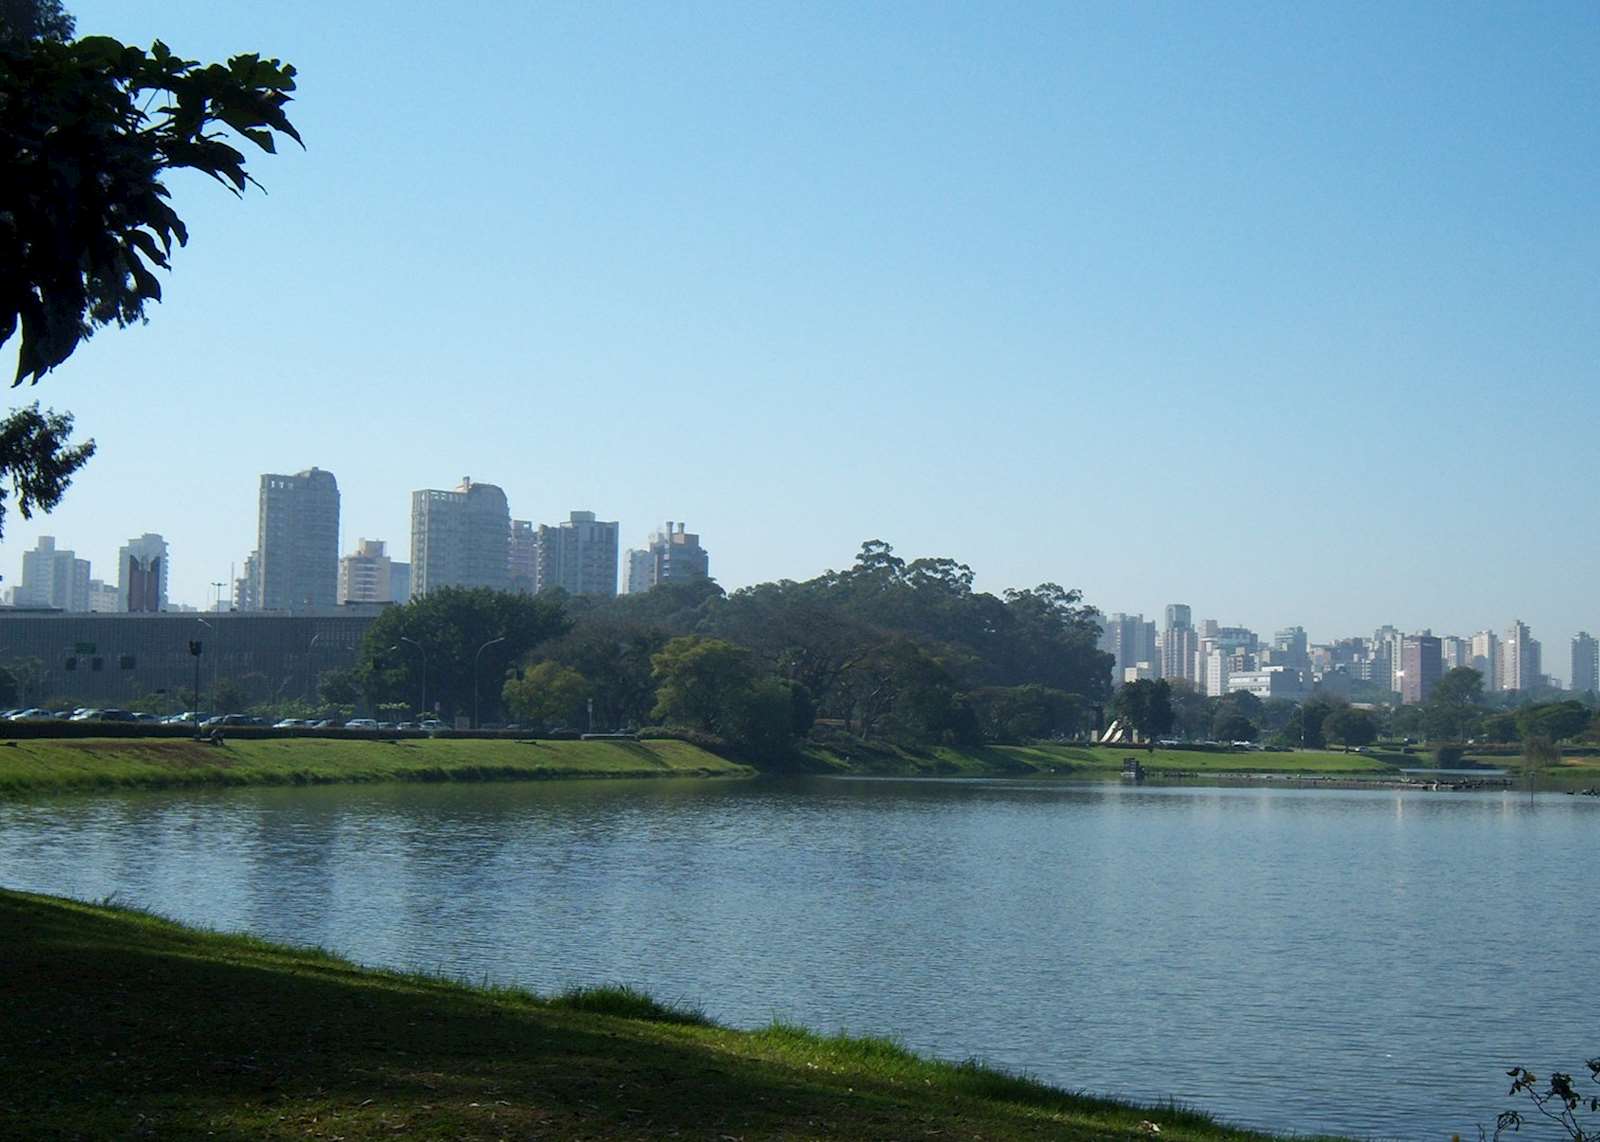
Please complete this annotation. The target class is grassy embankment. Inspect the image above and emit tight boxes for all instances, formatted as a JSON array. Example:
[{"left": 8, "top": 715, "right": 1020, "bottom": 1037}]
[
  {"left": 0, "top": 735, "right": 749, "bottom": 797},
  {"left": 802, "top": 739, "right": 1405, "bottom": 780},
  {"left": 0, "top": 888, "right": 1344, "bottom": 1141}
]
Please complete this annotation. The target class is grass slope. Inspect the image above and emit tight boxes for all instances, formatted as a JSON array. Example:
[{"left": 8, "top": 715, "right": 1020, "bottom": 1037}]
[
  {"left": 0, "top": 889, "right": 1343, "bottom": 1141},
  {"left": 805, "top": 740, "right": 1399, "bottom": 779},
  {"left": 0, "top": 736, "right": 749, "bottom": 796}
]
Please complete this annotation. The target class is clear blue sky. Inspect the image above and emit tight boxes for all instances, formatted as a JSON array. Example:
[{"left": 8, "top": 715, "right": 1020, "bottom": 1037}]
[{"left": 4, "top": 1, "right": 1597, "bottom": 672}]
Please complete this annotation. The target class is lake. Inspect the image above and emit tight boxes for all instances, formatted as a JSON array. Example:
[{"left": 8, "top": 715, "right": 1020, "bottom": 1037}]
[{"left": 1, "top": 775, "right": 1594, "bottom": 1139}]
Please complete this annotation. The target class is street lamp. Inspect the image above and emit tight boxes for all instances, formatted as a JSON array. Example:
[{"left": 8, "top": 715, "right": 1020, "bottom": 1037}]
[
  {"left": 305, "top": 632, "right": 322, "bottom": 703},
  {"left": 397, "top": 635, "right": 428, "bottom": 718},
  {"left": 191, "top": 618, "right": 212, "bottom": 733},
  {"left": 473, "top": 636, "right": 506, "bottom": 729}
]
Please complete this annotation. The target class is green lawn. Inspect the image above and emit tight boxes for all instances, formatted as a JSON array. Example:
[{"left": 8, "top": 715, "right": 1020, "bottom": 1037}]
[
  {"left": 0, "top": 889, "right": 1346, "bottom": 1141},
  {"left": 0, "top": 735, "right": 749, "bottom": 796},
  {"left": 805, "top": 740, "right": 1400, "bottom": 779}
]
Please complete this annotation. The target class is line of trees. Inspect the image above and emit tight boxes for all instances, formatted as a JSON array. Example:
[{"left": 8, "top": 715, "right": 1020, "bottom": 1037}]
[{"left": 323, "top": 541, "right": 1112, "bottom": 756}]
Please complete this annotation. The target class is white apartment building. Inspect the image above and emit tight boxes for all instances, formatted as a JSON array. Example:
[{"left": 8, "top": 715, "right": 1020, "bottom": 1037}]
[{"left": 338, "top": 539, "right": 395, "bottom": 604}]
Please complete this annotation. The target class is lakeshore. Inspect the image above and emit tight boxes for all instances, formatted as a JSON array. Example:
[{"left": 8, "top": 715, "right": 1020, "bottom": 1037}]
[
  {"left": 0, "top": 887, "right": 1342, "bottom": 1141},
  {"left": 4, "top": 732, "right": 1597, "bottom": 796}
]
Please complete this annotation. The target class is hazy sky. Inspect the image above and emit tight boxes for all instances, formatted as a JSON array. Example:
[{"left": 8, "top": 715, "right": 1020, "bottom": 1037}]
[{"left": 4, "top": 2, "right": 1596, "bottom": 672}]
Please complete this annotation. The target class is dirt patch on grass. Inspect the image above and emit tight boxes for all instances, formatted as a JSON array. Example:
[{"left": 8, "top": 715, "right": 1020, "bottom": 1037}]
[{"left": 53, "top": 740, "right": 238, "bottom": 770}]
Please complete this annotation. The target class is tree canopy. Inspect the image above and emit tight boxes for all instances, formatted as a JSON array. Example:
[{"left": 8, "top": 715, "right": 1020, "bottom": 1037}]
[
  {"left": 0, "top": 6, "right": 299, "bottom": 535},
  {"left": 2, "top": 28, "right": 302, "bottom": 382}
]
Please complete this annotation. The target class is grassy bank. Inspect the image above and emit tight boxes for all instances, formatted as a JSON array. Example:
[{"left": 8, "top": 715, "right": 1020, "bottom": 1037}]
[
  {"left": 804, "top": 739, "right": 1401, "bottom": 780},
  {"left": 0, "top": 889, "right": 1341, "bottom": 1141},
  {"left": 0, "top": 735, "right": 749, "bottom": 796}
]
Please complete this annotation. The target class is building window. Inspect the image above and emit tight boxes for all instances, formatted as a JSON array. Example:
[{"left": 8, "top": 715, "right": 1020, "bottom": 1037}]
[
  {"left": 91, "top": 657, "right": 104, "bottom": 672},
  {"left": 65, "top": 656, "right": 76, "bottom": 671},
  {"left": 119, "top": 655, "right": 136, "bottom": 670}
]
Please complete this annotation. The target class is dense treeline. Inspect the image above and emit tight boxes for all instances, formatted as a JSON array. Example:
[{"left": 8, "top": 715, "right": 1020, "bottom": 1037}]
[
  {"left": 1109, "top": 669, "right": 1599, "bottom": 753},
  {"left": 342, "top": 541, "right": 1112, "bottom": 757}
]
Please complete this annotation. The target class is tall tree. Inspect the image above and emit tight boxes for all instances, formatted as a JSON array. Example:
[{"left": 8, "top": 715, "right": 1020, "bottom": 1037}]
[
  {"left": 1112, "top": 679, "right": 1174, "bottom": 741},
  {"left": 359, "top": 588, "right": 569, "bottom": 721},
  {"left": 2, "top": 6, "right": 301, "bottom": 533},
  {"left": 0, "top": 402, "right": 92, "bottom": 538}
]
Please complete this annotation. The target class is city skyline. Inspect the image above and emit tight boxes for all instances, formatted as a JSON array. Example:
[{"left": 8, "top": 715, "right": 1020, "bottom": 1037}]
[
  {"left": 4, "top": 504, "right": 1590, "bottom": 687},
  {"left": 1, "top": 2, "right": 1594, "bottom": 662}
]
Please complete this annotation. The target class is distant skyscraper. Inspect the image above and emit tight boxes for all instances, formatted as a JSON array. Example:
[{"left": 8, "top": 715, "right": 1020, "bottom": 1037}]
[
  {"left": 86, "top": 579, "right": 120, "bottom": 613},
  {"left": 508, "top": 519, "right": 537, "bottom": 594},
  {"left": 1160, "top": 604, "right": 1197, "bottom": 683},
  {"left": 1273, "top": 626, "right": 1311, "bottom": 674},
  {"left": 534, "top": 510, "right": 619, "bottom": 596},
  {"left": 410, "top": 477, "right": 510, "bottom": 596},
  {"left": 1470, "top": 629, "right": 1500, "bottom": 690},
  {"left": 1100, "top": 613, "right": 1158, "bottom": 684},
  {"left": 338, "top": 539, "right": 394, "bottom": 604},
  {"left": 1372, "top": 625, "right": 1403, "bottom": 693},
  {"left": 1572, "top": 632, "right": 1599, "bottom": 695},
  {"left": 17, "top": 536, "right": 90, "bottom": 611},
  {"left": 1399, "top": 632, "right": 1442, "bottom": 704},
  {"left": 1439, "top": 635, "right": 1471, "bottom": 672},
  {"left": 234, "top": 551, "right": 261, "bottom": 612},
  {"left": 117, "top": 533, "right": 169, "bottom": 612},
  {"left": 257, "top": 468, "right": 340, "bottom": 611},
  {"left": 389, "top": 562, "right": 412, "bottom": 604},
  {"left": 1502, "top": 620, "right": 1539, "bottom": 693},
  {"left": 622, "top": 522, "right": 709, "bottom": 594}
]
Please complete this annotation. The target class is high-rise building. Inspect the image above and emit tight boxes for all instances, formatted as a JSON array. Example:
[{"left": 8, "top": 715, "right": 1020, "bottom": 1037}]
[
  {"left": 1572, "top": 632, "right": 1599, "bottom": 695},
  {"left": 409, "top": 477, "right": 510, "bottom": 596},
  {"left": 234, "top": 551, "right": 260, "bottom": 612},
  {"left": 1399, "top": 632, "right": 1442, "bottom": 704},
  {"left": 1502, "top": 620, "right": 1540, "bottom": 693},
  {"left": 1273, "top": 626, "right": 1311, "bottom": 674},
  {"left": 338, "top": 539, "right": 395, "bottom": 604},
  {"left": 1100, "top": 613, "right": 1158, "bottom": 684},
  {"left": 1372, "top": 625, "right": 1403, "bottom": 693},
  {"left": 1439, "top": 635, "right": 1471, "bottom": 672},
  {"left": 116, "top": 533, "right": 169, "bottom": 612},
  {"left": 534, "top": 510, "right": 619, "bottom": 597},
  {"left": 86, "top": 579, "right": 120, "bottom": 613},
  {"left": 622, "top": 522, "right": 710, "bottom": 594},
  {"left": 389, "top": 562, "right": 412, "bottom": 605},
  {"left": 1470, "top": 629, "right": 1500, "bottom": 690},
  {"left": 17, "top": 536, "right": 90, "bottom": 611},
  {"left": 257, "top": 468, "right": 340, "bottom": 611},
  {"left": 1160, "top": 604, "right": 1196, "bottom": 683},
  {"left": 508, "top": 519, "right": 537, "bottom": 594}
]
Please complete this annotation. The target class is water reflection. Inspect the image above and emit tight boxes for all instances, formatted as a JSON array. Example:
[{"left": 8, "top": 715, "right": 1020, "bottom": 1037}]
[{"left": 1, "top": 777, "right": 1595, "bottom": 1140}]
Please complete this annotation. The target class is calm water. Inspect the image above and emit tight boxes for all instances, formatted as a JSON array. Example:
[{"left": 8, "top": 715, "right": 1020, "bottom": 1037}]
[{"left": 1, "top": 776, "right": 1595, "bottom": 1140}]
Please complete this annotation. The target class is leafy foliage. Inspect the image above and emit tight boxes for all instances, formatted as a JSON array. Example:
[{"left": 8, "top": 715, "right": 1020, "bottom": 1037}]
[
  {"left": 0, "top": 402, "right": 93, "bottom": 537},
  {"left": 1, "top": 31, "right": 301, "bottom": 383},
  {"left": 1112, "top": 679, "right": 1174, "bottom": 740},
  {"left": 1494, "top": 1058, "right": 1600, "bottom": 1140},
  {"left": 502, "top": 661, "right": 590, "bottom": 731},
  {"left": 358, "top": 588, "right": 569, "bottom": 721},
  {"left": 0, "top": 0, "right": 73, "bottom": 45},
  {"left": 1322, "top": 707, "right": 1377, "bottom": 748}
]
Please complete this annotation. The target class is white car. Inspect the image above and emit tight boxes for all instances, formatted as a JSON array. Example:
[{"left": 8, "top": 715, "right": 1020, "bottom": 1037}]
[{"left": 343, "top": 718, "right": 379, "bottom": 730}]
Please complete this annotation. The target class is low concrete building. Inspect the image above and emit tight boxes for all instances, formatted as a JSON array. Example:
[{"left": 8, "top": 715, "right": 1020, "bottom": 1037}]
[{"left": 0, "top": 607, "right": 387, "bottom": 707}]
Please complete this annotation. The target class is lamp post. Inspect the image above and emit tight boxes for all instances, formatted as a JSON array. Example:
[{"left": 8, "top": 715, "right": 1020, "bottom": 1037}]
[
  {"left": 305, "top": 632, "right": 322, "bottom": 703},
  {"left": 473, "top": 636, "right": 506, "bottom": 729},
  {"left": 398, "top": 636, "right": 427, "bottom": 718},
  {"left": 191, "top": 618, "right": 211, "bottom": 734}
]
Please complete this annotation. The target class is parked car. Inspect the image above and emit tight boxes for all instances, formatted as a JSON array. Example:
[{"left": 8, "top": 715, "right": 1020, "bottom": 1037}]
[
  {"left": 343, "top": 718, "right": 379, "bottom": 730},
  {"left": 418, "top": 719, "right": 448, "bottom": 732},
  {"left": 200, "top": 714, "right": 256, "bottom": 729},
  {"left": 273, "top": 718, "right": 308, "bottom": 728},
  {"left": 7, "top": 708, "right": 55, "bottom": 721}
]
